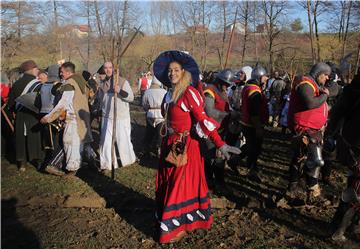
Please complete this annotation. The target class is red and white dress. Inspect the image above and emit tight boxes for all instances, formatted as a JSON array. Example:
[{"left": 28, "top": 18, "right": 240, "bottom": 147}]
[{"left": 156, "top": 86, "right": 225, "bottom": 243}]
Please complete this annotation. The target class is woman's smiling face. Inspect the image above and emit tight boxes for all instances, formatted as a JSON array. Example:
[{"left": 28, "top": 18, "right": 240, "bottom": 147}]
[{"left": 168, "top": 61, "right": 184, "bottom": 85}]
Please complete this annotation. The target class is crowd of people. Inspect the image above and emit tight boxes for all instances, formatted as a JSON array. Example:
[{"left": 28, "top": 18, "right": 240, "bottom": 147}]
[{"left": 1, "top": 50, "right": 359, "bottom": 244}]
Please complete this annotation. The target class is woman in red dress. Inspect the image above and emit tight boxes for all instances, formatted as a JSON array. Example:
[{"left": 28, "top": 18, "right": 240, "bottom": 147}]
[{"left": 154, "top": 51, "right": 240, "bottom": 243}]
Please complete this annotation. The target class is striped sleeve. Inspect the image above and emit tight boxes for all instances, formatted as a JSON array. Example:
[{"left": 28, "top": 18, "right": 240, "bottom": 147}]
[{"left": 183, "top": 86, "right": 225, "bottom": 148}]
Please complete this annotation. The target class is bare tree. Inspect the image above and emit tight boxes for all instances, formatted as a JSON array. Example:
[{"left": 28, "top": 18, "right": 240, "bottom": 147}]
[
  {"left": 313, "top": 0, "right": 322, "bottom": 61},
  {"left": 306, "top": 0, "right": 316, "bottom": 63},
  {"left": 239, "top": 1, "right": 250, "bottom": 65},
  {"left": 1, "top": 1, "right": 38, "bottom": 70},
  {"left": 338, "top": 1, "right": 353, "bottom": 58},
  {"left": 261, "top": 0, "right": 287, "bottom": 72}
]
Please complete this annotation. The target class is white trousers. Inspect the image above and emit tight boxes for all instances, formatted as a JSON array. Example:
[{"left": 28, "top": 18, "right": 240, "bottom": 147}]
[
  {"left": 63, "top": 122, "right": 83, "bottom": 171},
  {"left": 100, "top": 117, "right": 136, "bottom": 170}
]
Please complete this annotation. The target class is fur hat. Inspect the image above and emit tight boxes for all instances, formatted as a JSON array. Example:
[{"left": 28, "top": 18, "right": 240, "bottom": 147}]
[
  {"left": 97, "top": 65, "right": 105, "bottom": 75},
  {"left": 20, "top": 60, "right": 38, "bottom": 72}
]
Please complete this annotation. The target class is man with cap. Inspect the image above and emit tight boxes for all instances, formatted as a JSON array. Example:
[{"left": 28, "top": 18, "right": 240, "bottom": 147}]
[
  {"left": 7, "top": 60, "right": 42, "bottom": 171},
  {"left": 141, "top": 76, "right": 167, "bottom": 157},
  {"left": 36, "top": 64, "right": 65, "bottom": 175},
  {"left": 287, "top": 62, "right": 331, "bottom": 198},
  {"left": 202, "top": 68, "right": 235, "bottom": 192},
  {"left": 98, "top": 61, "right": 136, "bottom": 172},
  {"left": 240, "top": 64, "right": 269, "bottom": 182}
]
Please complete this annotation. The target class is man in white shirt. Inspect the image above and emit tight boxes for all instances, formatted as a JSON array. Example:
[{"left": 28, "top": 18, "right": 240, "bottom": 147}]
[{"left": 142, "top": 76, "right": 167, "bottom": 157}]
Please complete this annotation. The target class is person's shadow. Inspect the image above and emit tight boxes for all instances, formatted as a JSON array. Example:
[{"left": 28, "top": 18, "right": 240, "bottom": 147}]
[
  {"left": 2, "top": 198, "right": 41, "bottom": 249},
  {"left": 76, "top": 168, "right": 156, "bottom": 239}
]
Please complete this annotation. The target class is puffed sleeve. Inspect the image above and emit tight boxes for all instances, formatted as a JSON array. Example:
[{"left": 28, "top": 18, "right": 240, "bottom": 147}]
[{"left": 181, "top": 86, "right": 225, "bottom": 148}]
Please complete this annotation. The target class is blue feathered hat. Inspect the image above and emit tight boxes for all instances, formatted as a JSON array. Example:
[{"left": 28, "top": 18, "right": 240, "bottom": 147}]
[{"left": 153, "top": 50, "right": 199, "bottom": 88}]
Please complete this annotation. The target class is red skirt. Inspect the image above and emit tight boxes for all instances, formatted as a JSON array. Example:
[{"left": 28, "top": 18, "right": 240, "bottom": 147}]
[{"left": 155, "top": 135, "right": 212, "bottom": 243}]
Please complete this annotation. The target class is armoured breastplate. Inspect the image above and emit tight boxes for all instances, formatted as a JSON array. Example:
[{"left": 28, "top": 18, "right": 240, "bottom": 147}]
[
  {"left": 231, "top": 85, "right": 244, "bottom": 110},
  {"left": 40, "top": 83, "right": 55, "bottom": 113}
]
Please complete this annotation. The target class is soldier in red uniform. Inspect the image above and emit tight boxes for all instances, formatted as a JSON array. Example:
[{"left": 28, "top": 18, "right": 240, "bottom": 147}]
[
  {"left": 202, "top": 69, "right": 234, "bottom": 192},
  {"left": 287, "top": 62, "right": 331, "bottom": 198},
  {"left": 153, "top": 51, "right": 240, "bottom": 243},
  {"left": 240, "top": 65, "right": 269, "bottom": 181}
]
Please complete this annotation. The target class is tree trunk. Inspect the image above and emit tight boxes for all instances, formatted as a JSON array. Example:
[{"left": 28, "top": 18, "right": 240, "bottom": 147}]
[
  {"left": 94, "top": 1, "right": 106, "bottom": 61},
  {"left": 313, "top": 1, "right": 321, "bottom": 61},
  {"left": 338, "top": 1, "right": 345, "bottom": 42},
  {"left": 220, "top": 2, "right": 227, "bottom": 68},
  {"left": 253, "top": 2, "right": 258, "bottom": 61},
  {"left": 53, "top": 1, "right": 59, "bottom": 29},
  {"left": 116, "top": 1, "right": 128, "bottom": 67},
  {"left": 307, "top": 0, "right": 315, "bottom": 64},
  {"left": 341, "top": 0, "right": 352, "bottom": 58},
  {"left": 200, "top": 0, "right": 208, "bottom": 71},
  {"left": 241, "top": 1, "right": 249, "bottom": 65},
  {"left": 16, "top": 1, "right": 21, "bottom": 40},
  {"left": 86, "top": 1, "right": 91, "bottom": 70},
  {"left": 268, "top": 3, "right": 274, "bottom": 72}
]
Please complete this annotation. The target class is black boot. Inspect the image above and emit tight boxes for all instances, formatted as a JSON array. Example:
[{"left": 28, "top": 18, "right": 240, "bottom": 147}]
[
  {"left": 248, "top": 165, "right": 261, "bottom": 182},
  {"left": 331, "top": 201, "right": 349, "bottom": 229},
  {"left": 32, "top": 159, "right": 42, "bottom": 171},
  {"left": 214, "top": 161, "right": 231, "bottom": 196},
  {"left": 214, "top": 160, "right": 225, "bottom": 185},
  {"left": 332, "top": 207, "right": 356, "bottom": 241}
]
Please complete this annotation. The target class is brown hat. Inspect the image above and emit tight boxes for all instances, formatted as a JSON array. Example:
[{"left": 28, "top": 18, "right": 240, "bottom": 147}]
[
  {"left": 39, "top": 69, "right": 47, "bottom": 75},
  {"left": 20, "top": 60, "right": 38, "bottom": 72}
]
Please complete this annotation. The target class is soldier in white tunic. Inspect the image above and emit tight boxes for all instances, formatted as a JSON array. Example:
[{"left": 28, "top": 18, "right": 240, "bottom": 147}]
[{"left": 40, "top": 62, "right": 92, "bottom": 173}]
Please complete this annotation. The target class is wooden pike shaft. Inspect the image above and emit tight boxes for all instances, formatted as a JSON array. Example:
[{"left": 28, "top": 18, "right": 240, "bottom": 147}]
[
  {"left": 224, "top": 7, "right": 238, "bottom": 69},
  {"left": 119, "top": 26, "right": 142, "bottom": 58},
  {"left": 1, "top": 104, "right": 14, "bottom": 132},
  {"left": 111, "top": 67, "right": 119, "bottom": 180}
]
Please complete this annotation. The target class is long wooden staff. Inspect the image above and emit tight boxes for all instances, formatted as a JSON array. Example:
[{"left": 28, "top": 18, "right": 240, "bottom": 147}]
[
  {"left": 111, "top": 66, "right": 119, "bottom": 180},
  {"left": 1, "top": 103, "right": 14, "bottom": 132},
  {"left": 224, "top": 7, "right": 238, "bottom": 69}
]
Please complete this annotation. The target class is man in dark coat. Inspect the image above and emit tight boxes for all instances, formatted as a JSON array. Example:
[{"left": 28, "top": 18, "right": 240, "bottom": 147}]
[
  {"left": 268, "top": 72, "right": 287, "bottom": 127},
  {"left": 203, "top": 69, "right": 233, "bottom": 192},
  {"left": 240, "top": 65, "right": 269, "bottom": 182},
  {"left": 7, "top": 60, "right": 43, "bottom": 171},
  {"left": 326, "top": 68, "right": 360, "bottom": 241}
]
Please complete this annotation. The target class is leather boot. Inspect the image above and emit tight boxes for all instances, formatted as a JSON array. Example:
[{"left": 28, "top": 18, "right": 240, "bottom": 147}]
[{"left": 332, "top": 207, "right": 356, "bottom": 241}]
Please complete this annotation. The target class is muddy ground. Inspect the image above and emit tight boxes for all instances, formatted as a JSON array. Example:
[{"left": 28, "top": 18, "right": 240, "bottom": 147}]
[{"left": 1, "top": 98, "right": 359, "bottom": 249}]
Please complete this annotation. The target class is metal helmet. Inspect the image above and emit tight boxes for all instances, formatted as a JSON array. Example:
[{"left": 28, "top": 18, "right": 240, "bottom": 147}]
[
  {"left": 251, "top": 64, "right": 267, "bottom": 83},
  {"left": 216, "top": 69, "right": 234, "bottom": 85}
]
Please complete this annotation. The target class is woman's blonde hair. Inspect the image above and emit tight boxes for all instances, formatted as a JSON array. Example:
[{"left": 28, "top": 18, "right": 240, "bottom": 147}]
[{"left": 171, "top": 70, "right": 192, "bottom": 103}]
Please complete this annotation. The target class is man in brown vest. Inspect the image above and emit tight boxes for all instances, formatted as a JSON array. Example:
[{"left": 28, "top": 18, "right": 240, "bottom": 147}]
[{"left": 40, "top": 62, "right": 92, "bottom": 174}]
